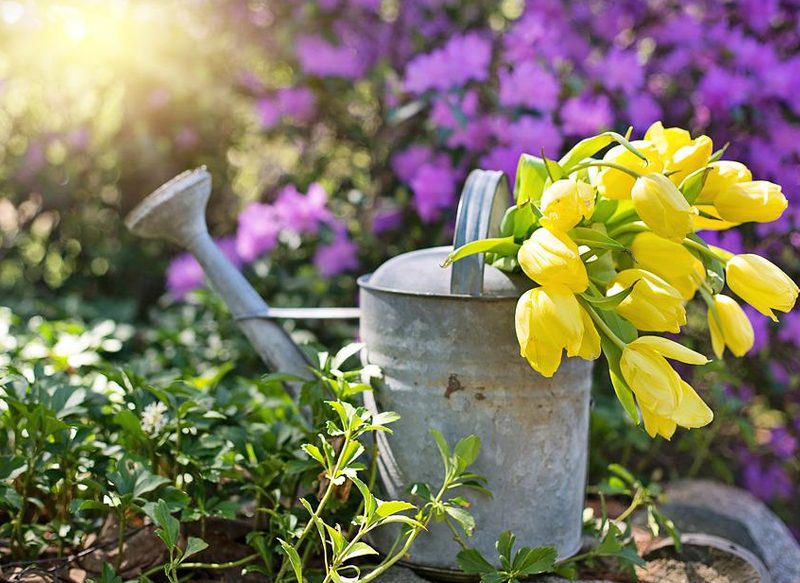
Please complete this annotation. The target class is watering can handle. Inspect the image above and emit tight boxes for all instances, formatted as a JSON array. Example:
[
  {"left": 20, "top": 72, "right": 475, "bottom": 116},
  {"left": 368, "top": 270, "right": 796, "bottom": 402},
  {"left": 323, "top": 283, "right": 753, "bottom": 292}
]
[{"left": 450, "top": 169, "right": 511, "bottom": 296}]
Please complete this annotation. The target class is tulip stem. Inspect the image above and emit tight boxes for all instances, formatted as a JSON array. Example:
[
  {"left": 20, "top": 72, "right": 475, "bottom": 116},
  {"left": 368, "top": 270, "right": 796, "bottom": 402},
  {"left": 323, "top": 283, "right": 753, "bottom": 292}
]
[
  {"left": 567, "top": 160, "right": 644, "bottom": 179},
  {"left": 682, "top": 238, "right": 729, "bottom": 264},
  {"left": 581, "top": 301, "right": 628, "bottom": 351},
  {"left": 608, "top": 222, "right": 649, "bottom": 239}
]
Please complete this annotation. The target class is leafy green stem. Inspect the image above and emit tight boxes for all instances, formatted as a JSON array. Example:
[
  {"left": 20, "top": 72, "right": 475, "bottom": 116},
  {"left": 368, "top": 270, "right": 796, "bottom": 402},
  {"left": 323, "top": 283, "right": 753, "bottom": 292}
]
[
  {"left": 567, "top": 160, "right": 643, "bottom": 179},
  {"left": 275, "top": 433, "right": 352, "bottom": 582},
  {"left": 682, "top": 238, "right": 729, "bottom": 264},
  {"left": 583, "top": 303, "right": 627, "bottom": 351}
]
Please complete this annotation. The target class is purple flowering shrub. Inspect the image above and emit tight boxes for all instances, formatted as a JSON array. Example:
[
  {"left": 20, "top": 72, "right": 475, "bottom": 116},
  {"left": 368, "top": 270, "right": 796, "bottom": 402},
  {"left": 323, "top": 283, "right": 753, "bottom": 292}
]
[{"left": 185, "top": 0, "right": 799, "bottom": 527}]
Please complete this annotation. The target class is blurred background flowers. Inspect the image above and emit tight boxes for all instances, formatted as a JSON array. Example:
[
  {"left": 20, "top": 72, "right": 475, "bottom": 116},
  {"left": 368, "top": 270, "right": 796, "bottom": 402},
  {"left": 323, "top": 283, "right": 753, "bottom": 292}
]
[{"left": 0, "top": 0, "right": 798, "bottom": 533}]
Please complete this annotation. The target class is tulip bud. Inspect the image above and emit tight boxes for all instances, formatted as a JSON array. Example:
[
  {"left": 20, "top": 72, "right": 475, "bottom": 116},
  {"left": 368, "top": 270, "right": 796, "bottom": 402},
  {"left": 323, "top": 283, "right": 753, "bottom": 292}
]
[
  {"left": 631, "top": 173, "right": 695, "bottom": 241},
  {"left": 639, "top": 377, "right": 714, "bottom": 439},
  {"left": 631, "top": 232, "right": 705, "bottom": 300},
  {"left": 644, "top": 122, "right": 713, "bottom": 185},
  {"left": 696, "top": 161, "right": 752, "bottom": 204},
  {"left": 594, "top": 140, "right": 663, "bottom": 200},
  {"left": 708, "top": 294, "right": 754, "bottom": 358},
  {"left": 645, "top": 122, "right": 692, "bottom": 160},
  {"left": 668, "top": 135, "right": 713, "bottom": 185},
  {"left": 621, "top": 336, "right": 708, "bottom": 418},
  {"left": 539, "top": 178, "right": 595, "bottom": 232},
  {"left": 713, "top": 180, "right": 788, "bottom": 223},
  {"left": 515, "top": 284, "right": 598, "bottom": 377},
  {"left": 608, "top": 269, "right": 686, "bottom": 333},
  {"left": 726, "top": 254, "right": 799, "bottom": 321},
  {"left": 518, "top": 228, "right": 588, "bottom": 292}
]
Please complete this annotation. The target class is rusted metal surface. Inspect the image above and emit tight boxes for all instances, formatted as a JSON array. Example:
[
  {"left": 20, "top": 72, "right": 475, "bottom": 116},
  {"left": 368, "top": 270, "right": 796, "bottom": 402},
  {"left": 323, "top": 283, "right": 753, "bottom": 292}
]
[{"left": 359, "top": 259, "right": 592, "bottom": 573}]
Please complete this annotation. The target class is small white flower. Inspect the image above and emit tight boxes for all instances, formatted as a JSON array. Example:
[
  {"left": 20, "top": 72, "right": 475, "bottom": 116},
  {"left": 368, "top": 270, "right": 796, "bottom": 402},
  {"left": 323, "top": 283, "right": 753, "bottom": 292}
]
[{"left": 140, "top": 402, "right": 169, "bottom": 436}]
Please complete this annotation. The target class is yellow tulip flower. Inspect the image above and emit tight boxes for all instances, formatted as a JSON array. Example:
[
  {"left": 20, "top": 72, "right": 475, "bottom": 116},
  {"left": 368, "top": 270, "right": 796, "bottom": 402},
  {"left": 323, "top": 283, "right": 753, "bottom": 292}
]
[
  {"left": 696, "top": 161, "right": 752, "bottom": 204},
  {"left": 539, "top": 178, "right": 595, "bottom": 232},
  {"left": 670, "top": 379, "right": 714, "bottom": 429},
  {"left": 645, "top": 122, "right": 692, "bottom": 160},
  {"left": 608, "top": 269, "right": 686, "bottom": 333},
  {"left": 631, "top": 232, "right": 705, "bottom": 300},
  {"left": 726, "top": 254, "right": 799, "bottom": 321},
  {"left": 645, "top": 122, "right": 713, "bottom": 185},
  {"left": 518, "top": 228, "right": 588, "bottom": 292},
  {"left": 640, "top": 379, "right": 714, "bottom": 439},
  {"left": 515, "top": 284, "right": 599, "bottom": 377},
  {"left": 631, "top": 174, "right": 695, "bottom": 241},
  {"left": 594, "top": 140, "right": 663, "bottom": 200},
  {"left": 620, "top": 336, "right": 708, "bottom": 416},
  {"left": 668, "top": 135, "right": 713, "bottom": 185},
  {"left": 640, "top": 403, "right": 678, "bottom": 439},
  {"left": 708, "top": 294, "right": 754, "bottom": 358},
  {"left": 713, "top": 180, "right": 788, "bottom": 223},
  {"left": 577, "top": 306, "right": 601, "bottom": 361}
]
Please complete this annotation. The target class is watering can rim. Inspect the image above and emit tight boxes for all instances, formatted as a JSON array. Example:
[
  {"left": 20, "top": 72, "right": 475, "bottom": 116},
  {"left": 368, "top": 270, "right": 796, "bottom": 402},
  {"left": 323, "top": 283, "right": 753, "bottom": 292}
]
[{"left": 357, "top": 245, "right": 530, "bottom": 300}]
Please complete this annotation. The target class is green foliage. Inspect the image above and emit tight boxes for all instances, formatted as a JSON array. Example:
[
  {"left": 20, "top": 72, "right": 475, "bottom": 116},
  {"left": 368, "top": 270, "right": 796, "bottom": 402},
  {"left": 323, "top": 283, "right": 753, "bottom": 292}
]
[{"left": 457, "top": 531, "right": 557, "bottom": 583}]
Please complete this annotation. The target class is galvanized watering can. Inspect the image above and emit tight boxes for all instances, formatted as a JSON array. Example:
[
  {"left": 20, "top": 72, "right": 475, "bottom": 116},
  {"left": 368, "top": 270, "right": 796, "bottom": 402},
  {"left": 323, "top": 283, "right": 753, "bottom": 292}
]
[{"left": 126, "top": 168, "right": 592, "bottom": 578}]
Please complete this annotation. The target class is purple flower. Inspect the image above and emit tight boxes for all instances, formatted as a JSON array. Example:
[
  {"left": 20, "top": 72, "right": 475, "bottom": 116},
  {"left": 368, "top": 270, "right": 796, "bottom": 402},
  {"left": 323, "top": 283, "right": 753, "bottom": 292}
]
[
  {"left": 560, "top": 93, "right": 613, "bottom": 136},
  {"left": 167, "top": 236, "right": 241, "bottom": 299},
  {"left": 166, "top": 253, "right": 204, "bottom": 300},
  {"left": 498, "top": 61, "right": 560, "bottom": 111},
  {"left": 594, "top": 48, "right": 644, "bottom": 95},
  {"left": 314, "top": 234, "right": 360, "bottom": 278},
  {"left": 392, "top": 145, "right": 434, "bottom": 184},
  {"left": 503, "top": 115, "right": 563, "bottom": 157},
  {"left": 256, "top": 98, "right": 281, "bottom": 129},
  {"left": 296, "top": 35, "right": 369, "bottom": 79},
  {"left": 738, "top": 0, "right": 780, "bottom": 34},
  {"left": 743, "top": 460, "right": 794, "bottom": 501},
  {"left": 745, "top": 305, "right": 771, "bottom": 353},
  {"left": 372, "top": 207, "right": 404, "bottom": 234},
  {"left": 274, "top": 183, "right": 332, "bottom": 236},
  {"left": 409, "top": 163, "right": 459, "bottom": 223},
  {"left": 627, "top": 94, "right": 662, "bottom": 130},
  {"left": 277, "top": 87, "right": 316, "bottom": 122},
  {"left": 403, "top": 33, "right": 492, "bottom": 94},
  {"left": 235, "top": 203, "right": 281, "bottom": 262},
  {"left": 769, "top": 427, "right": 798, "bottom": 460},
  {"left": 700, "top": 229, "right": 744, "bottom": 256},
  {"left": 778, "top": 311, "right": 800, "bottom": 346},
  {"left": 696, "top": 66, "right": 751, "bottom": 111},
  {"left": 480, "top": 146, "right": 523, "bottom": 184}
]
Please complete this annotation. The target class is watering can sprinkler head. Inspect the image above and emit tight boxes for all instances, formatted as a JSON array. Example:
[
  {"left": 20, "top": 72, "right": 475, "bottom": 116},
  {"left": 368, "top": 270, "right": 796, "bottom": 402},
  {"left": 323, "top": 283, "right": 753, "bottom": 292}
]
[
  {"left": 125, "top": 168, "right": 314, "bottom": 388},
  {"left": 125, "top": 167, "right": 212, "bottom": 248}
]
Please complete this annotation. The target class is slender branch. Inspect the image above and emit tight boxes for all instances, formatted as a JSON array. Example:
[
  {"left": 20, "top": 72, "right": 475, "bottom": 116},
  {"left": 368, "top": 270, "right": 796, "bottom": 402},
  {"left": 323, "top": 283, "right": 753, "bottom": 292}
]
[
  {"left": 582, "top": 301, "right": 628, "bottom": 351},
  {"left": 139, "top": 552, "right": 259, "bottom": 580},
  {"left": 274, "top": 432, "right": 352, "bottom": 582},
  {"left": 608, "top": 222, "right": 649, "bottom": 239},
  {"left": 682, "top": 238, "right": 729, "bottom": 264}
]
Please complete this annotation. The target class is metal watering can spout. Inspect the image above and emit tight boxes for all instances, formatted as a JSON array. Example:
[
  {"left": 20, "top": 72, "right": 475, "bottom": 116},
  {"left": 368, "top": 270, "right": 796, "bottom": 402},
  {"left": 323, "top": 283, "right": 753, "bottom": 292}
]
[{"left": 125, "top": 167, "right": 313, "bottom": 387}]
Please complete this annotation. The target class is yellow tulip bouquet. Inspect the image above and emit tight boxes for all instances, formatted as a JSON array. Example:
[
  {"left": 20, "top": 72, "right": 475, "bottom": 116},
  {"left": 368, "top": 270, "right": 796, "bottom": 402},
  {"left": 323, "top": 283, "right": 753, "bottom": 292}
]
[{"left": 446, "top": 122, "right": 799, "bottom": 439}]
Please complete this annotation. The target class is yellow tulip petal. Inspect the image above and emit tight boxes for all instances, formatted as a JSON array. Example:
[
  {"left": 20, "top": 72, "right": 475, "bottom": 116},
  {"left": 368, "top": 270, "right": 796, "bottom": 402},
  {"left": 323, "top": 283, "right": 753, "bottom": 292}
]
[
  {"left": 576, "top": 307, "right": 601, "bottom": 361},
  {"left": 631, "top": 174, "right": 695, "bottom": 241},
  {"left": 671, "top": 380, "right": 714, "bottom": 429},
  {"left": 726, "top": 254, "right": 799, "bottom": 321},
  {"left": 630, "top": 336, "right": 709, "bottom": 364},
  {"left": 708, "top": 309, "right": 726, "bottom": 360},
  {"left": 712, "top": 294, "right": 754, "bottom": 357},
  {"left": 640, "top": 405, "right": 677, "bottom": 439},
  {"left": 620, "top": 345, "right": 681, "bottom": 414}
]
